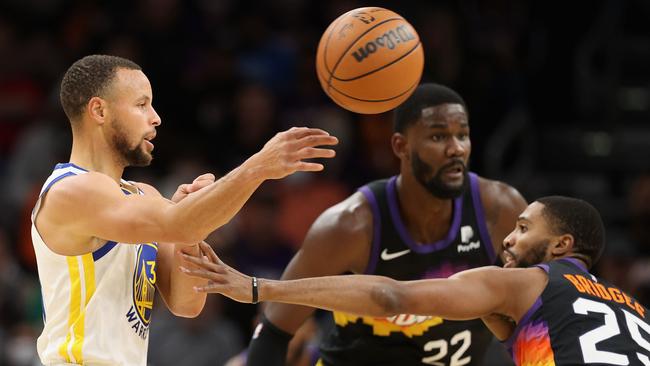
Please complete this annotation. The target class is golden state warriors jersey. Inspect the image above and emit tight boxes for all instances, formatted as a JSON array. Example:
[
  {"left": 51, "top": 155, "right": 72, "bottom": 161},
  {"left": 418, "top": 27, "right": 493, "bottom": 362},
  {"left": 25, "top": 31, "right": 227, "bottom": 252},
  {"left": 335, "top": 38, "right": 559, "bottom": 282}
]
[{"left": 32, "top": 163, "right": 159, "bottom": 366}]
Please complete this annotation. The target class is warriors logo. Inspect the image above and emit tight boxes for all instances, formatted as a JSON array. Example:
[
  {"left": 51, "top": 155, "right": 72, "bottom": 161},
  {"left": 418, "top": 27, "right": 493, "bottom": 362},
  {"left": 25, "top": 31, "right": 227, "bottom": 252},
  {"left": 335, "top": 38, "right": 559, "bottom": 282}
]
[{"left": 131, "top": 242, "right": 158, "bottom": 325}]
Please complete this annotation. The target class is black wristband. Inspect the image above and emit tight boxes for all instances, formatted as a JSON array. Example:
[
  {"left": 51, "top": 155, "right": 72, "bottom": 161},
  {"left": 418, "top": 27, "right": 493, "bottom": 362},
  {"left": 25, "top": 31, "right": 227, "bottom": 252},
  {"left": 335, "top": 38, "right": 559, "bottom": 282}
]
[{"left": 252, "top": 276, "right": 259, "bottom": 304}]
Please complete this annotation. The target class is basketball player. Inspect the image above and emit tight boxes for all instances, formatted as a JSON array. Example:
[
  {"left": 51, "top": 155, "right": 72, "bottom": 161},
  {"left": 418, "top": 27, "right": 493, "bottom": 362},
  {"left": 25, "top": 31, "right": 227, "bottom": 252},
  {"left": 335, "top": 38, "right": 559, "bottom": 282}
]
[
  {"left": 243, "top": 84, "right": 527, "bottom": 366},
  {"left": 183, "top": 196, "right": 650, "bottom": 365},
  {"left": 31, "top": 55, "right": 337, "bottom": 366}
]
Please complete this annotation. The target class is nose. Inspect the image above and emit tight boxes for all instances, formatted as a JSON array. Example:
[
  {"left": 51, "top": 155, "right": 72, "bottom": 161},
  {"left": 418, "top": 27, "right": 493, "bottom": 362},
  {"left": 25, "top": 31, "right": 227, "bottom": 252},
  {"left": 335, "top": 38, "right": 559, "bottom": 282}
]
[
  {"left": 445, "top": 136, "right": 466, "bottom": 158},
  {"left": 503, "top": 231, "right": 515, "bottom": 250},
  {"left": 151, "top": 106, "right": 161, "bottom": 127}
]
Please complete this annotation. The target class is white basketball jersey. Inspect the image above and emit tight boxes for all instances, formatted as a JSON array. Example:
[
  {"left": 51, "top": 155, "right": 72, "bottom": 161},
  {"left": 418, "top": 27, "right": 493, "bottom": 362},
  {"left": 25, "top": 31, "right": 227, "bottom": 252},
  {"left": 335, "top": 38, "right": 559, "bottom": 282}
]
[{"left": 32, "top": 163, "right": 158, "bottom": 366}]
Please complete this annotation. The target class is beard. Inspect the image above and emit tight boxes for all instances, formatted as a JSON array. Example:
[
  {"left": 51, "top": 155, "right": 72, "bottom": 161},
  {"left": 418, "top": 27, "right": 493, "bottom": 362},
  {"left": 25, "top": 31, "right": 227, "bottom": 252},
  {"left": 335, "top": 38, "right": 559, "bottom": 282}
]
[
  {"left": 411, "top": 152, "right": 468, "bottom": 199},
  {"left": 513, "top": 239, "right": 551, "bottom": 268},
  {"left": 110, "top": 119, "right": 152, "bottom": 167}
]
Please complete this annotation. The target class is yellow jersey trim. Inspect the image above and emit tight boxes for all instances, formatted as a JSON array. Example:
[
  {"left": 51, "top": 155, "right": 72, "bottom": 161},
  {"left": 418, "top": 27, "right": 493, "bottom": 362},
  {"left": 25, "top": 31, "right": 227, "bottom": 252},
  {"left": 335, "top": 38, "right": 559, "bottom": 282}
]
[{"left": 58, "top": 254, "right": 96, "bottom": 364}]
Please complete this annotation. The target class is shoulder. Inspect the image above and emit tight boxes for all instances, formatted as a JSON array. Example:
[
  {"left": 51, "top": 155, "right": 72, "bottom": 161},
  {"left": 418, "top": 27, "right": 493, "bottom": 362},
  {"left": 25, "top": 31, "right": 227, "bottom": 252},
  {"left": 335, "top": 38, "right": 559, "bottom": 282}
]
[
  {"left": 46, "top": 172, "right": 121, "bottom": 203},
  {"left": 36, "top": 172, "right": 124, "bottom": 251},
  {"left": 301, "top": 191, "right": 374, "bottom": 273},
  {"left": 477, "top": 176, "right": 526, "bottom": 209},
  {"left": 309, "top": 191, "right": 373, "bottom": 238},
  {"left": 476, "top": 176, "right": 527, "bottom": 221}
]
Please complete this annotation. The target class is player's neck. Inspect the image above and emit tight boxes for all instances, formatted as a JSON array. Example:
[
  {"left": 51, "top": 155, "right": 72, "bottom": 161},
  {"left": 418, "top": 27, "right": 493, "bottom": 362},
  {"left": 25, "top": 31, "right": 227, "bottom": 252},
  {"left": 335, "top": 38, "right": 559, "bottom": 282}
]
[
  {"left": 70, "top": 132, "right": 125, "bottom": 183},
  {"left": 396, "top": 174, "right": 453, "bottom": 242}
]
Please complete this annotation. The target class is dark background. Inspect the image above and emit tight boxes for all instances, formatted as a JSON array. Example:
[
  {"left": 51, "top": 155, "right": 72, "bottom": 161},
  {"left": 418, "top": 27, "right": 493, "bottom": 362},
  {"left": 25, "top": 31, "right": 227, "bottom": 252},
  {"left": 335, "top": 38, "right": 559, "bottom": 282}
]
[{"left": 0, "top": 0, "right": 649, "bottom": 365}]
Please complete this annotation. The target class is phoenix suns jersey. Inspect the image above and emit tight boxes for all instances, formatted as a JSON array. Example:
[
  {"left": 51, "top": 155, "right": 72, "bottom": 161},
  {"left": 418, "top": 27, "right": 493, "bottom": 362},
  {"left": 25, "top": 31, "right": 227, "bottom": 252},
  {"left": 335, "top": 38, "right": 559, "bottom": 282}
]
[
  {"left": 318, "top": 173, "right": 497, "bottom": 365},
  {"left": 506, "top": 258, "right": 650, "bottom": 365},
  {"left": 32, "top": 163, "right": 158, "bottom": 366}
]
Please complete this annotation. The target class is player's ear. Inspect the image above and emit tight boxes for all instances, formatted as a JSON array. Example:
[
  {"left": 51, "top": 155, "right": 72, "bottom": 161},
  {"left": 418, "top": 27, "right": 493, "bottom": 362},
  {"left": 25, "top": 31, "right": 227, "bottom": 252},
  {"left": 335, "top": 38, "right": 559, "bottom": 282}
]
[
  {"left": 391, "top": 132, "right": 408, "bottom": 160},
  {"left": 88, "top": 97, "right": 107, "bottom": 125},
  {"left": 551, "top": 234, "right": 574, "bottom": 256}
]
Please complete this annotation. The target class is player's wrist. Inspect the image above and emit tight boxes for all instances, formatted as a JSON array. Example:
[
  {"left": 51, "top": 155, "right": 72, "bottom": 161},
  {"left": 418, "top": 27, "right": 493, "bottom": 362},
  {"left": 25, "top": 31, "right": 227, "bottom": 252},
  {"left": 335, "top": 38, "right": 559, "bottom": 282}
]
[
  {"left": 251, "top": 276, "right": 259, "bottom": 304},
  {"left": 239, "top": 156, "right": 268, "bottom": 183},
  {"left": 253, "top": 278, "right": 273, "bottom": 303}
]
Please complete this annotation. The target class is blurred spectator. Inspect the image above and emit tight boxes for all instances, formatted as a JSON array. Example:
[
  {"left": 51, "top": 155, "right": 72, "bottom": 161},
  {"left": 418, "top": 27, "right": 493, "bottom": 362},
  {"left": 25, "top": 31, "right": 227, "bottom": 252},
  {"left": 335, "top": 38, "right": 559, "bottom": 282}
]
[
  {"left": 230, "top": 187, "right": 294, "bottom": 279},
  {"left": 0, "top": 226, "right": 23, "bottom": 333},
  {"left": 276, "top": 176, "right": 350, "bottom": 250},
  {"left": 148, "top": 296, "right": 242, "bottom": 366},
  {"left": 0, "top": 226, "right": 42, "bottom": 366},
  {"left": 629, "top": 173, "right": 650, "bottom": 254}
]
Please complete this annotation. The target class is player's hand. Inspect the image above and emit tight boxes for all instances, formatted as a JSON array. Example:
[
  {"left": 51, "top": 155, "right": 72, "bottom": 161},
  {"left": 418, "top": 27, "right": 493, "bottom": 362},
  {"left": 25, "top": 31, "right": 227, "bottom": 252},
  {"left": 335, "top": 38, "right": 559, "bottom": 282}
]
[
  {"left": 179, "top": 241, "right": 254, "bottom": 303},
  {"left": 171, "top": 173, "right": 216, "bottom": 203},
  {"left": 249, "top": 127, "right": 338, "bottom": 180}
]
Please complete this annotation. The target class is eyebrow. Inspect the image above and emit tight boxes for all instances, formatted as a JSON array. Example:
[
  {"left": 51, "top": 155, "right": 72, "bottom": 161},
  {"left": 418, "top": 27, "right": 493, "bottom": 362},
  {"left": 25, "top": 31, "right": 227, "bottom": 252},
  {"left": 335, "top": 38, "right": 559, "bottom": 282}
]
[
  {"left": 136, "top": 95, "right": 151, "bottom": 102},
  {"left": 517, "top": 216, "right": 531, "bottom": 223},
  {"left": 426, "top": 121, "right": 470, "bottom": 128}
]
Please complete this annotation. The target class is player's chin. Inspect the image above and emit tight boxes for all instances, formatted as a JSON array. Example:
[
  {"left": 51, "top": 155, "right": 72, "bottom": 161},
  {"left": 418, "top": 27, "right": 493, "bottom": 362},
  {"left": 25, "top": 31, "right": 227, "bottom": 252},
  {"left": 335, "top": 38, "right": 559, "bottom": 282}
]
[
  {"left": 132, "top": 150, "right": 154, "bottom": 167},
  {"left": 140, "top": 148, "right": 153, "bottom": 163},
  {"left": 444, "top": 179, "right": 465, "bottom": 190},
  {"left": 143, "top": 154, "right": 153, "bottom": 166},
  {"left": 439, "top": 180, "right": 465, "bottom": 196}
]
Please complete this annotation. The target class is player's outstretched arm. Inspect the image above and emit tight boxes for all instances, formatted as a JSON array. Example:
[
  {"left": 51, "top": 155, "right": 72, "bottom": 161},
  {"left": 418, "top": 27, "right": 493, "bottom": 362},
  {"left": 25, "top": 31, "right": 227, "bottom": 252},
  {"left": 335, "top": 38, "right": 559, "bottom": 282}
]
[
  {"left": 180, "top": 242, "right": 538, "bottom": 322},
  {"left": 247, "top": 193, "right": 372, "bottom": 366},
  {"left": 37, "top": 127, "right": 337, "bottom": 254}
]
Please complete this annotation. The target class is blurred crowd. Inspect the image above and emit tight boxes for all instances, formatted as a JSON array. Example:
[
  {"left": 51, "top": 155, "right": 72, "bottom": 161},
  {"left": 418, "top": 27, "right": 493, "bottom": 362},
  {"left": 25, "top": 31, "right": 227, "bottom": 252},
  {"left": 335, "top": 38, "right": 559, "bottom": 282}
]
[{"left": 0, "top": 0, "right": 648, "bottom": 365}]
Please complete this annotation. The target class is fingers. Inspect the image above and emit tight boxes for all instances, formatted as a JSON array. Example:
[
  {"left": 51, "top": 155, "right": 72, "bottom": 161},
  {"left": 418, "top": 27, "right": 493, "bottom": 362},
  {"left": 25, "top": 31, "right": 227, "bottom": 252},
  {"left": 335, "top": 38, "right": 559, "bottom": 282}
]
[
  {"left": 193, "top": 173, "right": 215, "bottom": 184},
  {"left": 193, "top": 283, "right": 224, "bottom": 293},
  {"left": 282, "top": 146, "right": 336, "bottom": 173},
  {"left": 286, "top": 127, "right": 331, "bottom": 139},
  {"left": 283, "top": 128, "right": 339, "bottom": 149},
  {"left": 181, "top": 252, "right": 223, "bottom": 272},
  {"left": 294, "top": 162, "right": 325, "bottom": 172},
  {"left": 297, "top": 147, "right": 336, "bottom": 160},
  {"left": 199, "top": 241, "right": 220, "bottom": 264},
  {"left": 186, "top": 173, "right": 215, "bottom": 193},
  {"left": 258, "top": 128, "right": 339, "bottom": 179},
  {"left": 179, "top": 265, "right": 225, "bottom": 281},
  {"left": 295, "top": 134, "right": 339, "bottom": 149},
  {"left": 176, "top": 183, "right": 190, "bottom": 194}
]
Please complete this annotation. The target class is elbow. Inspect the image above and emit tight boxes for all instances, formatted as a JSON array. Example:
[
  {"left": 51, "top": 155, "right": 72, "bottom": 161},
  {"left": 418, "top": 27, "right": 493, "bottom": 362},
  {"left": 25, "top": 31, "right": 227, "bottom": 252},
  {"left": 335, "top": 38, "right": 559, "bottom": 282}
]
[
  {"left": 168, "top": 301, "right": 205, "bottom": 318},
  {"left": 173, "top": 308, "right": 202, "bottom": 319},
  {"left": 370, "top": 279, "right": 406, "bottom": 316}
]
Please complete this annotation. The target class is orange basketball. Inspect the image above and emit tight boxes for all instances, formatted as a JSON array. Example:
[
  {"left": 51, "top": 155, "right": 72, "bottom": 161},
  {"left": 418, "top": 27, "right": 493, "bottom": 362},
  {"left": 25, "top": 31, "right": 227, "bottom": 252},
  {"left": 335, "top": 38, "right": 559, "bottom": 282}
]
[{"left": 316, "top": 7, "right": 424, "bottom": 114}]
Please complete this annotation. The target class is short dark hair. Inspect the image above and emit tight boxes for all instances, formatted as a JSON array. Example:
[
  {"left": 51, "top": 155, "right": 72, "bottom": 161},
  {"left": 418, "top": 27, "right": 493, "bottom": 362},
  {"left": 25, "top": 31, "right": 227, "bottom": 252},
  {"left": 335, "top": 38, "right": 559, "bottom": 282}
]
[
  {"left": 60, "top": 55, "right": 141, "bottom": 122},
  {"left": 393, "top": 83, "right": 467, "bottom": 133},
  {"left": 536, "top": 196, "right": 606, "bottom": 268}
]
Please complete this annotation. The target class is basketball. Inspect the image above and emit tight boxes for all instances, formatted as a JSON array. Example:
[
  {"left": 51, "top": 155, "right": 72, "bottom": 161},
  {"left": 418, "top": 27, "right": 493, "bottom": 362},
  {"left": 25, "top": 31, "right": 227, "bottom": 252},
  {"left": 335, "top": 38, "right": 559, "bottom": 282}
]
[{"left": 316, "top": 7, "right": 424, "bottom": 114}]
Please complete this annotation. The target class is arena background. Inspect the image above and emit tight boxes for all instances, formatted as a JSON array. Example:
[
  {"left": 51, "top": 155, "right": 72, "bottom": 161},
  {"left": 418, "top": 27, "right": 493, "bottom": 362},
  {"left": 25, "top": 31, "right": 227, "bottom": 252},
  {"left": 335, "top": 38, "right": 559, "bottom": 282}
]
[{"left": 0, "top": 0, "right": 648, "bottom": 365}]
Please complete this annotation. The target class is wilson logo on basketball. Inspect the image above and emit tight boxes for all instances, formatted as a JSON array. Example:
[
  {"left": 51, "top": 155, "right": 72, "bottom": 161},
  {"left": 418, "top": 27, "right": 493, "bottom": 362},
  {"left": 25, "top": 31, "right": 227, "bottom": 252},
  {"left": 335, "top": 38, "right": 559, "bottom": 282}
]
[
  {"left": 351, "top": 11, "right": 375, "bottom": 24},
  {"left": 351, "top": 25, "right": 416, "bottom": 63}
]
